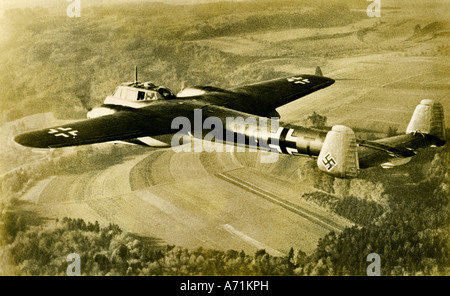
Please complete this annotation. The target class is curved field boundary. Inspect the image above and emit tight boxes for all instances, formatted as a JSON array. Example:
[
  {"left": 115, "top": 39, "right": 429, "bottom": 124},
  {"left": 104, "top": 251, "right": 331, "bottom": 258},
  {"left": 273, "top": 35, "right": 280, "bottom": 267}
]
[{"left": 216, "top": 171, "right": 346, "bottom": 233}]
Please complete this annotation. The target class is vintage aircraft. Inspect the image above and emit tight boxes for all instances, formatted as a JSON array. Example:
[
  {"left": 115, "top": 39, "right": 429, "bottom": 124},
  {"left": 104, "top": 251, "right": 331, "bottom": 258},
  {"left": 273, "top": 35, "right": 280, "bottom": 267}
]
[{"left": 14, "top": 67, "right": 446, "bottom": 178}]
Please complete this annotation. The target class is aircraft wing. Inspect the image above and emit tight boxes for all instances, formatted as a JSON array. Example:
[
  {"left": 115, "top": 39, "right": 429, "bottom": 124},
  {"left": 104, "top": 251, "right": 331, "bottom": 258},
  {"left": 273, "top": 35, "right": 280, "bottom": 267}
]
[
  {"left": 13, "top": 102, "right": 202, "bottom": 149},
  {"left": 229, "top": 74, "right": 334, "bottom": 115}
]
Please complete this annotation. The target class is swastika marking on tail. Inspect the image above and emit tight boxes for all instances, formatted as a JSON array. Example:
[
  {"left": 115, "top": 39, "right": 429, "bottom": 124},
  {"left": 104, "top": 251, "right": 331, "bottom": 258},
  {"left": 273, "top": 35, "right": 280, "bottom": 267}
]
[{"left": 322, "top": 153, "right": 337, "bottom": 171}]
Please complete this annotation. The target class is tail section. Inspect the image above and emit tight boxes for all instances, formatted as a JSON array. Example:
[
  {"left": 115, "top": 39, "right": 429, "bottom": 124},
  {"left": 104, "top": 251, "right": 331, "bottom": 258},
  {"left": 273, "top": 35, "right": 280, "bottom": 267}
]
[
  {"left": 406, "top": 99, "right": 446, "bottom": 145},
  {"left": 317, "top": 125, "right": 359, "bottom": 178}
]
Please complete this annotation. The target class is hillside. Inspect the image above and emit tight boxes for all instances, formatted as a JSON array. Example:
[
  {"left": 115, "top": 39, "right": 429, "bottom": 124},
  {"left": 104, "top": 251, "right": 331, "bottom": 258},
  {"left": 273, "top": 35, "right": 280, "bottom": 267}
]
[{"left": 0, "top": 1, "right": 365, "bottom": 122}]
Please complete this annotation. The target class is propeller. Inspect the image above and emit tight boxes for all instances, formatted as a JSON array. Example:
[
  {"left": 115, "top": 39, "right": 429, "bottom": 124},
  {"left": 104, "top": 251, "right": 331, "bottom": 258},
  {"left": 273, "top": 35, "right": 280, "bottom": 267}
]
[
  {"left": 179, "top": 80, "right": 186, "bottom": 93},
  {"left": 79, "top": 97, "right": 93, "bottom": 112}
]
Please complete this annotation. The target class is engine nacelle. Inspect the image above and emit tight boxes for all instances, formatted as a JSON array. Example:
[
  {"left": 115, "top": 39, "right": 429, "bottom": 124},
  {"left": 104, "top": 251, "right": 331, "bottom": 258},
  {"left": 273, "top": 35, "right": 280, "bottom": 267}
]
[
  {"left": 177, "top": 86, "right": 232, "bottom": 98},
  {"left": 87, "top": 107, "right": 116, "bottom": 119},
  {"left": 317, "top": 125, "right": 359, "bottom": 178}
]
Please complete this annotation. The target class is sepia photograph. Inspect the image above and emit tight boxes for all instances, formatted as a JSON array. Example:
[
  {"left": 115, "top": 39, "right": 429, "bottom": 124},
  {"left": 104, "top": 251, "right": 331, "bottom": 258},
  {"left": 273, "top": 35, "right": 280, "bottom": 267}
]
[{"left": 0, "top": 0, "right": 448, "bottom": 283}]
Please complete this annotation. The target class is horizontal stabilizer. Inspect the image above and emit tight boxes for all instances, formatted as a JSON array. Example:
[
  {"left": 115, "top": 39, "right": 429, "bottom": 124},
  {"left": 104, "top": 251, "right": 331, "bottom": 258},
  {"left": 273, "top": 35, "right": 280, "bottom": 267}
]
[
  {"left": 317, "top": 125, "right": 359, "bottom": 178},
  {"left": 358, "top": 140, "right": 416, "bottom": 158}
]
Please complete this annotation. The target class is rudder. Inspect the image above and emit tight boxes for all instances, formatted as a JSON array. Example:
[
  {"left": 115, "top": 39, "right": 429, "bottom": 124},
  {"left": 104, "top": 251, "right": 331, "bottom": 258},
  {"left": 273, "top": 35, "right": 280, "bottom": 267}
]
[
  {"left": 317, "top": 125, "right": 359, "bottom": 178},
  {"left": 406, "top": 99, "right": 446, "bottom": 145}
]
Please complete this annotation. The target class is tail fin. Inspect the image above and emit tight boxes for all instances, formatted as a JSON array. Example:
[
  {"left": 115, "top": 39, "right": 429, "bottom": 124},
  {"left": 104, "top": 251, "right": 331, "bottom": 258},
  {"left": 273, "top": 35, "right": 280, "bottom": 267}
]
[
  {"left": 317, "top": 125, "right": 359, "bottom": 178},
  {"left": 406, "top": 99, "right": 446, "bottom": 145}
]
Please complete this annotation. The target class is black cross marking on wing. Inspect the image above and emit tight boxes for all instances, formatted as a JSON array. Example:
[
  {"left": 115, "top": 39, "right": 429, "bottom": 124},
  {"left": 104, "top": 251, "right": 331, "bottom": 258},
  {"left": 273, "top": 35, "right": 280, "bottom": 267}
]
[
  {"left": 287, "top": 76, "right": 310, "bottom": 85},
  {"left": 48, "top": 127, "right": 79, "bottom": 138}
]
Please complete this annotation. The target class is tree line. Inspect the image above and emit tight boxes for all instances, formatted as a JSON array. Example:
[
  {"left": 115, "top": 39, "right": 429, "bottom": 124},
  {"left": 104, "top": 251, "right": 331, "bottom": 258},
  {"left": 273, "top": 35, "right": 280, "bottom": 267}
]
[
  {"left": 1, "top": 215, "right": 302, "bottom": 276},
  {"left": 296, "top": 145, "right": 449, "bottom": 275}
]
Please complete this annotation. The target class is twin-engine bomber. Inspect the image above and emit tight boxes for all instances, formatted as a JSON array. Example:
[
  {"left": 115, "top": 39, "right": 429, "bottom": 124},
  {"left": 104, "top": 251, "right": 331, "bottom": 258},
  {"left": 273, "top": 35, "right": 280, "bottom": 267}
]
[{"left": 14, "top": 68, "right": 446, "bottom": 178}]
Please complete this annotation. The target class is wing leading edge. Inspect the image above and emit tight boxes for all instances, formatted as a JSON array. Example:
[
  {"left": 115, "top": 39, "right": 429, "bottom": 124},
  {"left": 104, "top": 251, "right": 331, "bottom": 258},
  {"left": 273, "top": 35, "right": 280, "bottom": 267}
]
[
  {"left": 14, "top": 112, "right": 157, "bottom": 148},
  {"left": 13, "top": 101, "right": 204, "bottom": 149},
  {"left": 229, "top": 74, "right": 334, "bottom": 115}
]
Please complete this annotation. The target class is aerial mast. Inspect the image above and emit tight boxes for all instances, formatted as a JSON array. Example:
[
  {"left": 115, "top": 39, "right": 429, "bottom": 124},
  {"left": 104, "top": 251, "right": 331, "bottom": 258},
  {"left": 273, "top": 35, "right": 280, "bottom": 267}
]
[{"left": 134, "top": 66, "right": 138, "bottom": 84}]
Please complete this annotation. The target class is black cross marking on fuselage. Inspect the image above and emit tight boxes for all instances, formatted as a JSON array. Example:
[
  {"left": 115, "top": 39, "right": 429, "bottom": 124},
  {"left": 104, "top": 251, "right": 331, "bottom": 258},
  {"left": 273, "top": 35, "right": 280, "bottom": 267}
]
[{"left": 322, "top": 153, "right": 336, "bottom": 171}]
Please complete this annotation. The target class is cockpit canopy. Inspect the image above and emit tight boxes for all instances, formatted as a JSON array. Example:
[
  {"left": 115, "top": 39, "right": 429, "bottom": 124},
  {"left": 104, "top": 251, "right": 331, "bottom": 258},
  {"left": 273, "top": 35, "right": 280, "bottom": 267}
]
[{"left": 113, "top": 82, "right": 175, "bottom": 101}]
